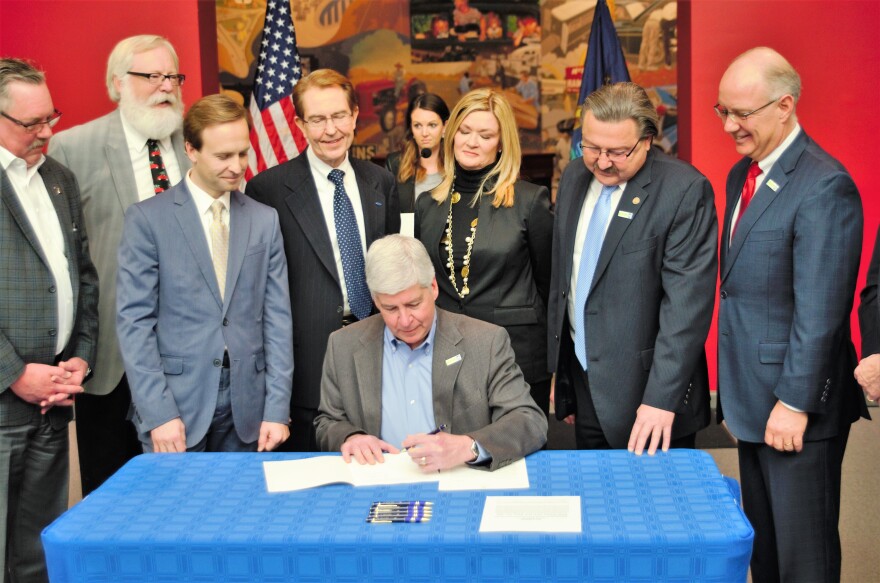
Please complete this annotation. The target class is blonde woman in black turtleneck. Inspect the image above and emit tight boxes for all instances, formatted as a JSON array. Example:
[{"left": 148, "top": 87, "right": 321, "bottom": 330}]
[{"left": 415, "top": 88, "right": 554, "bottom": 419}]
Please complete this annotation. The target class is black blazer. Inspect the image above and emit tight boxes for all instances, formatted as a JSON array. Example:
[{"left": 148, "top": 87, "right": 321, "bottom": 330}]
[
  {"left": 246, "top": 153, "right": 400, "bottom": 409},
  {"left": 415, "top": 180, "right": 553, "bottom": 384},
  {"left": 385, "top": 152, "right": 416, "bottom": 213}
]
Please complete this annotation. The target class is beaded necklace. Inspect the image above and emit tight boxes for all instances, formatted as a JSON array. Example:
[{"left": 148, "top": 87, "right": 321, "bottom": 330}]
[{"left": 443, "top": 175, "right": 480, "bottom": 297}]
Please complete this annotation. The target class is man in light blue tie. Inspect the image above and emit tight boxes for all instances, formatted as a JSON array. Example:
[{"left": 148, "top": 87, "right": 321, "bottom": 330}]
[{"left": 548, "top": 82, "right": 717, "bottom": 455}]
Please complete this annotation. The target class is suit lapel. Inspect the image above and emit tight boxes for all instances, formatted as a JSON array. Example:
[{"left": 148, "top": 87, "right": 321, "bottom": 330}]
[
  {"left": 354, "top": 320, "right": 385, "bottom": 437},
  {"left": 224, "top": 191, "right": 250, "bottom": 312},
  {"left": 170, "top": 130, "right": 190, "bottom": 178},
  {"left": 284, "top": 156, "right": 340, "bottom": 284},
  {"left": 173, "top": 182, "right": 223, "bottom": 307},
  {"left": 1, "top": 166, "right": 51, "bottom": 269},
  {"left": 589, "top": 153, "right": 653, "bottom": 295},
  {"left": 721, "top": 132, "right": 807, "bottom": 282},
  {"left": 353, "top": 159, "right": 383, "bottom": 243},
  {"left": 431, "top": 311, "right": 464, "bottom": 432},
  {"left": 105, "top": 111, "right": 140, "bottom": 211},
  {"left": 559, "top": 165, "right": 592, "bottom": 292}
]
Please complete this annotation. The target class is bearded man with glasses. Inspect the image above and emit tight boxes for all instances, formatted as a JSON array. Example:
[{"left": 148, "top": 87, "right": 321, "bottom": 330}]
[
  {"left": 246, "top": 69, "right": 400, "bottom": 452},
  {"left": 548, "top": 81, "right": 717, "bottom": 456}
]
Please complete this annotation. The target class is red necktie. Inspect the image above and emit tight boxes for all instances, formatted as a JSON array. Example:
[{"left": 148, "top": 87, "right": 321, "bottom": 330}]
[
  {"left": 732, "top": 161, "right": 762, "bottom": 238},
  {"left": 147, "top": 139, "right": 171, "bottom": 194}
]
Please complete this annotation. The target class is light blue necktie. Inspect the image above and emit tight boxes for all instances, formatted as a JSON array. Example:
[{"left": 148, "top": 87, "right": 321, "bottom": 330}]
[
  {"left": 328, "top": 169, "right": 372, "bottom": 320},
  {"left": 573, "top": 184, "right": 616, "bottom": 369}
]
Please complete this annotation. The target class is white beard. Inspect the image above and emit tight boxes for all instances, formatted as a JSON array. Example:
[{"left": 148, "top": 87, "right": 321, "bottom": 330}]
[{"left": 118, "top": 81, "right": 183, "bottom": 140}]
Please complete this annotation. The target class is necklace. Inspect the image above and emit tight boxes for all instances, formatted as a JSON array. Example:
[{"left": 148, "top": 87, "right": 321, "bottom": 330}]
[{"left": 443, "top": 176, "right": 478, "bottom": 297}]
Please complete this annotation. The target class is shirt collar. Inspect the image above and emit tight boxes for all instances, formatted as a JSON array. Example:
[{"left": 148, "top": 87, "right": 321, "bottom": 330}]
[
  {"left": 120, "top": 110, "right": 173, "bottom": 153},
  {"left": 186, "top": 170, "right": 230, "bottom": 216},
  {"left": 754, "top": 123, "right": 801, "bottom": 174},
  {"left": 306, "top": 146, "right": 354, "bottom": 181},
  {"left": 384, "top": 310, "right": 439, "bottom": 354},
  {"left": 0, "top": 144, "right": 45, "bottom": 175}
]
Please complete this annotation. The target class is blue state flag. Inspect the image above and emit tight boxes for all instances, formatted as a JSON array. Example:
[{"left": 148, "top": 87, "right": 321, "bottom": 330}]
[{"left": 571, "top": 0, "right": 631, "bottom": 159}]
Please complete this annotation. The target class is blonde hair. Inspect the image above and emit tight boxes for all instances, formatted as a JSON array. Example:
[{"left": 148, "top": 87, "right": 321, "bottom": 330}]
[{"left": 433, "top": 88, "right": 520, "bottom": 208}]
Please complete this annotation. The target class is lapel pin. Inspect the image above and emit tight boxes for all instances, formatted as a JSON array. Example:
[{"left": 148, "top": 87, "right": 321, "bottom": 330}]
[
  {"left": 618, "top": 210, "right": 633, "bottom": 220},
  {"left": 445, "top": 354, "right": 462, "bottom": 366},
  {"left": 52, "top": 185, "right": 62, "bottom": 195},
  {"left": 632, "top": 196, "right": 640, "bottom": 205},
  {"left": 766, "top": 179, "right": 779, "bottom": 192}
]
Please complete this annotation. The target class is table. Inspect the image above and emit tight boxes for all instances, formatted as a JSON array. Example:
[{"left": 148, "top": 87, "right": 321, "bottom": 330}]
[{"left": 42, "top": 450, "right": 753, "bottom": 582}]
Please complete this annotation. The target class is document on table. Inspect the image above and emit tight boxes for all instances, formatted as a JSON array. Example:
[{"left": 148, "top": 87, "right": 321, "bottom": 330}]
[
  {"left": 479, "top": 496, "right": 582, "bottom": 533},
  {"left": 263, "top": 455, "right": 530, "bottom": 492}
]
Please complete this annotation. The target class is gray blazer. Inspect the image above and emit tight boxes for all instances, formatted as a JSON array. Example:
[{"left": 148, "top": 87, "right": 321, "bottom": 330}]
[
  {"left": 718, "top": 130, "right": 868, "bottom": 443},
  {"left": 314, "top": 308, "right": 547, "bottom": 470},
  {"left": 116, "top": 181, "right": 293, "bottom": 446},
  {"left": 48, "top": 110, "right": 189, "bottom": 396},
  {"left": 0, "top": 159, "right": 99, "bottom": 427},
  {"left": 548, "top": 149, "right": 717, "bottom": 447}
]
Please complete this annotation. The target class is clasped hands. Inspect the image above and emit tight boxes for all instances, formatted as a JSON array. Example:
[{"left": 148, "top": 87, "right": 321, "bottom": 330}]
[
  {"left": 10, "top": 357, "right": 89, "bottom": 414},
  {"left": 342, "top": 431, "right": 474, "bottom": 472}
]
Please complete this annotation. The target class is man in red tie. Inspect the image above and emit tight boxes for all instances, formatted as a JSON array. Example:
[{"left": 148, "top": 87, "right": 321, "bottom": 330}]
[
  {"left": 716, "top": 47, "right": 867, "bottom": 583},
  {"left": 48, "top": 35, "right": 191, "bottom": 495}
]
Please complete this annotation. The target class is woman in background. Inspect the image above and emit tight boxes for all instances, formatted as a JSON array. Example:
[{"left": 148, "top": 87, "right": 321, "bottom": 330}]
[
  {"left": 386, "top": 93, "right": 450, "bottom": 214},
  {"left": 415, "top": 88, "right": 554, "bottom": 418}
]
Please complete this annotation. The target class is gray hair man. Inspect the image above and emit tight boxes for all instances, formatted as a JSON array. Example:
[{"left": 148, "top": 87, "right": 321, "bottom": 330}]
[
  {"left": 48, "top": 34, "right": 191, "bottom": 495},
  {"left": 0, "top": 58, "right": 98, "bottom": 582},
  {"left": 315, "top": 234, "right": 546, "bottom": 471},
  {"left": 548, "top": 81, "right": 717, "bottom": 455}
]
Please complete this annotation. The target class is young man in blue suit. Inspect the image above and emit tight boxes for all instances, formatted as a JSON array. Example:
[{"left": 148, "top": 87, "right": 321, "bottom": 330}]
[
  {"left": 117, "top": 95, "right": 293, "bottom": 453},
  {"left": 716, "top": 47, "right": 867, "bottom": 583}
]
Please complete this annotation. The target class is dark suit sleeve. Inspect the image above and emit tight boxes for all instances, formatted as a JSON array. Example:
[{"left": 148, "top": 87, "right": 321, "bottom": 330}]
[
  {"left": 858, "top": 225, "right": 880, "bottom": 356},
  {"left": 775, "top": 172, "right": 862, "bottom": 411},
  {"left": 67, "top": 172, "right": 99, "bottom": 365},
  {"left": 642, "top": 175, "right": 718, "bottom": 412},
  {"left": 314, "top": 332, "right": 365, "bottom": 451},
  {"left": 468, "top": 327, "right": 548, "bottom": 470},
  {"left": 525, "top": 184, "right": 553, "bottom": 304},
  {"left": 384, "top": 172, "right": 401, "bottom": 235}
]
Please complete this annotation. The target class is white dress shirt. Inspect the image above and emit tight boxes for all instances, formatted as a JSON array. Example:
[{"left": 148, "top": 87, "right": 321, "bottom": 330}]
[
  {"left": 0, "top": 146, "right": 74, "bottom": 355},
  {"left": 120, "top": 113, "right": 183, "bottom": 201},
  {"left": 567, "top": 177, "right": 625, "bottom": 342},
  {"left": 305, "top": 147, "right": 368, "bottom": 316},
  {"left": 185, "top": 172, "right": 231, "bottom": 259}
]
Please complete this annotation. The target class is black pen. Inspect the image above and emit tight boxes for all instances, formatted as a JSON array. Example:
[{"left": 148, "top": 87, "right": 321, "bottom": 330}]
[{"left": 400, "top": 424, "right": 447, "bottom": 453}]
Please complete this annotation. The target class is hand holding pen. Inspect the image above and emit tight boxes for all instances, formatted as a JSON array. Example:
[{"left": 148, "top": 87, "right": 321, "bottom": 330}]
[{"left": 401, "top": 424, "right": 478, "bottom": 473}]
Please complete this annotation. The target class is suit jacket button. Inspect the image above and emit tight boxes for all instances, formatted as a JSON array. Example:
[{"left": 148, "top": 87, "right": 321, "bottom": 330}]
[
  {"left": 337, "top": 306, "right": 343, "bottom": 313},
  {"left": 48, "top": 285, "right": 56, "bottom": 293},
  {"left": 48, "top": 329, "right": 56, "bottom": 337},
  {"left": 223, "top": 318, "right": 229, "bottom": 326},
  {"left": 213, "top": 359, "right": 222, "bottom": 367},
  {"left": 720, "top": 290, "right": 728, "bottom": 299}
]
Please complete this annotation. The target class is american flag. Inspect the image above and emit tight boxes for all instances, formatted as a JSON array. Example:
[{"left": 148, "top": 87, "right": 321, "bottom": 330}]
[{"left": 245, "top": 0, "right": 308, "bottom": 181}]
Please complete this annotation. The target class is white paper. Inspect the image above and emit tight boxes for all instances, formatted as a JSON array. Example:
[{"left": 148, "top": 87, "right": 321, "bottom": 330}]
[
  {"left": 478, "top": 496, "right": 582, "bottom": 533},
  {"left": 400, "top": 212, "right": 415, "bottom": 237},
  {"left": 438, "top": 457, "right": 529, "bottom": 491}
]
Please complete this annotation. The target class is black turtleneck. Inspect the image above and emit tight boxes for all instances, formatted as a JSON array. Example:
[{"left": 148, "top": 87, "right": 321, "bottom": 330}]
[{"left": 442, "top": 162, "right": 495, "bottom": 294}]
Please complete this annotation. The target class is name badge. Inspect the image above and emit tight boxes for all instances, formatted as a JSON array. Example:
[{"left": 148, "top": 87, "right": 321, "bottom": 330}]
[
  {"left": 617, "top": 210, "right": 634, "bottom": 220},
  {"left": 445, "top": 354, "right": 462, "bottom": 366},
  {"left": 766, "top": 179, "right": 779, "bottom": 192}
]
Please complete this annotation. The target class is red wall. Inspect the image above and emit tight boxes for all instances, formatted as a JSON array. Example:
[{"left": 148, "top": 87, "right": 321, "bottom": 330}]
[
  {"left": 0, "top": 0, "right": 218, "bottom": 128},
  {"left": 679, "top": 0, "right": 880, "bottom": 386}
]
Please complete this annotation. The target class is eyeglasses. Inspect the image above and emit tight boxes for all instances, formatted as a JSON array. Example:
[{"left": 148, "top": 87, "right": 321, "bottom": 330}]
[
  {"left": 580, "top": 139, "right": 642, "bottom": 163},
  {"left": 127, "top": 71, "right": 186, "bottom": 86},
  {"left": 301, "top": 112, "right": 353, "bottom": 131},
  {"left": 0, "top": 109, "right": 63, "bottom": 133},
  {"left": 713, "top": 98, "right": 777, "bottom": 122}
]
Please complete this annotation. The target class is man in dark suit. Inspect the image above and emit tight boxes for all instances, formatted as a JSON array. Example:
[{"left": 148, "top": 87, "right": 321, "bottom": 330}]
[
  {"left": 548, "top": 82, "right": 717, "bottom": 455},
  {"left": 315, "top": 235, "right": 546, "bottom": 471},
  {"left": 716, "top": 47, "right": 866, "bottom": 583},
  {"left": 48, "top": 34, "right": 190, "bottom": 495},
  {"left": 0, "top": 58, "right": 98, "bottom": 582},
  {"left": 246, "top": 69, "right": 400, "bottom": 451},
  {"left": 857, "top": 228, "right": 880, "bottom": 402},
  {"left": 117, "top": 95, "right": 292, "bottom": 454}
]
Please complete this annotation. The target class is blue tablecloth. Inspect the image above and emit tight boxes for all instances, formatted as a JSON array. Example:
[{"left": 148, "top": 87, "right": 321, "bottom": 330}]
[{"left": 43, "top": 450, "right": 753, "bottom": 582}]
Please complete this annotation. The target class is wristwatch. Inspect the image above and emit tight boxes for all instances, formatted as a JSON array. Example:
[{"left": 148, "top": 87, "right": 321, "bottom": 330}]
[{"left": 469, "top": 438, "right": 479, "bottom": 462}]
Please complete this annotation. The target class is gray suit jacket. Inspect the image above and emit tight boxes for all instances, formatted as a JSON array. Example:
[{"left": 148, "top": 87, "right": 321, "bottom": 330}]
[
  {"left": 718, "top": 130, "right": 868, "bottom": 443},
  {"left": 0, "top": 158, "right": 99, "bottom": 428},
  {"left": 116, "top": 181, "right": 293, "bottom": 446},
  {"left": 48, "top": 110, "right": 189, "bottom": 396},
  {"left": 314, "top": 309, "right": 547, "bottom": 470},
  {"left": 246, "top": 153, "right": 400, "bottom": 410},
  {"left": 548, "top": 149, "right": 717, "bottom": 447}
]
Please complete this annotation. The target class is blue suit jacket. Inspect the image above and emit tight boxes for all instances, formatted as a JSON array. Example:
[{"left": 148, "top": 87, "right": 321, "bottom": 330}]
[
  {"left": 116, "top": 181, "right": 293, "bottom": 446},
  {"left": 717, "top": 129, "right": 868, "bottom": 443}
]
